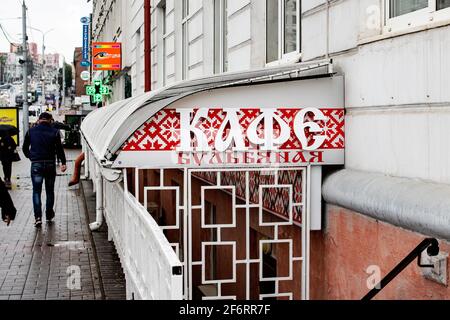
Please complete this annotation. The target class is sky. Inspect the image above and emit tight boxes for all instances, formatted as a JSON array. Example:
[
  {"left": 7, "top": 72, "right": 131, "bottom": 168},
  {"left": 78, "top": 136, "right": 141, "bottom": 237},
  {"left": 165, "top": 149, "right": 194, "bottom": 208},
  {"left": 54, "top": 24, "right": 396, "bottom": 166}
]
[{"left": 0, "top": 0, "right": 92, "bottom": 64}]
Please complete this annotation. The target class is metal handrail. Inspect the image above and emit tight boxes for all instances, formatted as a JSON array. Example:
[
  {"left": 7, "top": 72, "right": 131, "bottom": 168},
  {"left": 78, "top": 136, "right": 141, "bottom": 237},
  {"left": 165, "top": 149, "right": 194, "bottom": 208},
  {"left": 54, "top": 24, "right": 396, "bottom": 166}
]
[{"left": 362, "top": 238, "right": 440, "bottom": 301}]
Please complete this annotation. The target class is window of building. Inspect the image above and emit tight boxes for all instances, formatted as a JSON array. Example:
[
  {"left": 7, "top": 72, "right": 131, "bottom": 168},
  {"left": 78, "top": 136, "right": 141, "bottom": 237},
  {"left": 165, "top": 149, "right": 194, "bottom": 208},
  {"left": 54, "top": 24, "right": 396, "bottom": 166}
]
[
  {"left": 182, "top": 0, "right": 190, "bottom": 80},
  {"left": 266, "top": 0, "right": 301, "bottom": 65},
  {"left": 385, "top": 0, "right": 450, "bottom": 33},
  {"left": 183, "top": 0, "right": 190, "bottom": 18},
  {"left": 284, "top": 0, "right": 298, "bottom": 54},
  {"left": 266, "top": 0, "right": 279, "bottom": 64},
  {"left": 214, "top": 0, "right": 228, "bottom": 74},
  {"left": 437, "top": 0, "right": 450, "bottom": 10},
  {"left": 389, "top": 0, "right": 428, "bottom": 18},
  {"left": 135, "top": 30, "right": 141, "bottom": 93},
  {"left": 162, "top": 4, "right": 168, "bottom": 86}
]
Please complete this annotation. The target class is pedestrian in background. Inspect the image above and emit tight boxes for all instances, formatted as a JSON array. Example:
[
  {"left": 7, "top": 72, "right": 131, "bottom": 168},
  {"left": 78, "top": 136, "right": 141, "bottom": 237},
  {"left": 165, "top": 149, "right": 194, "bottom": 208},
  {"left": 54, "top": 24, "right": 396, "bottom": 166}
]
[
  {"left": 0, "top": 177, "right": 16, "bottom": 226},
  {"left": 0, "top": 133, "right": 19, "bottom": 190},
  {"left": 23, "top": 112, "right": 67, "bottom": 228}
]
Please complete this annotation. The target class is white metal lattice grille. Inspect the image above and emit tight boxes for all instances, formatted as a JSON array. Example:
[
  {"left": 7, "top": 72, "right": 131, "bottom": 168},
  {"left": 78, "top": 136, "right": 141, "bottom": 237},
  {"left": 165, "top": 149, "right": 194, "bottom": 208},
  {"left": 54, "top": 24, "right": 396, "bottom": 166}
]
[
  {"left": 187, "top": 167, "right": 309, "bottom": 300},
  {"left": 135, "top": 166, "right": 310, "bottom": 300}
]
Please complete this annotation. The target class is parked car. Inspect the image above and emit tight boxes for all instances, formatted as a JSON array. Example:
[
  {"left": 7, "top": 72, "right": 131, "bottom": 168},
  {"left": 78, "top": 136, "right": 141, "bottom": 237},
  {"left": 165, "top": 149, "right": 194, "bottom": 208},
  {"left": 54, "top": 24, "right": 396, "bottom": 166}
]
[{"left": 28, "top": 105, "right": 43, "bottom": 125}]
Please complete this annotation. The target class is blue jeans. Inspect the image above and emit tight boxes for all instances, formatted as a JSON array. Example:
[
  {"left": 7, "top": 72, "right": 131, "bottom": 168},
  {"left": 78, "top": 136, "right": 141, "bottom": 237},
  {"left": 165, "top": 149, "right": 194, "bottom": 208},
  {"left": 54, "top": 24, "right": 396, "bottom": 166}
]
[{"left": 31, "top": 162, "right": 56, "bottom": 219}]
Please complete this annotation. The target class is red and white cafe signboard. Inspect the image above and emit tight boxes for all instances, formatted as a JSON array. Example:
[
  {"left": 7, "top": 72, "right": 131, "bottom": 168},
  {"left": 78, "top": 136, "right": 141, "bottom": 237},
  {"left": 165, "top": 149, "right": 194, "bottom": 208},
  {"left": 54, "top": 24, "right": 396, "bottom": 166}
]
[{"left": 115, "top": 77, "right": 345, "bottom": 168}]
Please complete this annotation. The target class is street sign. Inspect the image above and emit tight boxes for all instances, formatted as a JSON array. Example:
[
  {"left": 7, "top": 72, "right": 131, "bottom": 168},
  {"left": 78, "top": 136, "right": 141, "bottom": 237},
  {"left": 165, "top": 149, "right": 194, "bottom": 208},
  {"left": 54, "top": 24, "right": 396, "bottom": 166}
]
[
  {"left": 92, "top": 42, "right": 122, "bottom": 71},
  {"left": 80, "top": 71, "right": 90, "bottom": 81},
  {"left": 81, "top": 17, "right": 90, "bottom": 67},
  {"left": 82, "top": 24, "right": 90, "bottom": 61},
  {"left": 80, "top": 16, "right": 90, "bottom": 25}
]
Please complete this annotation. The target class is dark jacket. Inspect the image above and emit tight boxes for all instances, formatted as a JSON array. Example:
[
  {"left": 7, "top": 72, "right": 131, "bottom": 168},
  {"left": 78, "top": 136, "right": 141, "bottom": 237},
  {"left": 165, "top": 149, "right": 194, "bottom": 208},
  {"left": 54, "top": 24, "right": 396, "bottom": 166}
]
[
  {"left": 0, "top": 135, "right": 17, "bottom": 162},
  {"left": 0, "top": 178, "right": 16, "bottom": 221},
  {"left": 23, "top": 123, "right": 67, "bottom": 165}
]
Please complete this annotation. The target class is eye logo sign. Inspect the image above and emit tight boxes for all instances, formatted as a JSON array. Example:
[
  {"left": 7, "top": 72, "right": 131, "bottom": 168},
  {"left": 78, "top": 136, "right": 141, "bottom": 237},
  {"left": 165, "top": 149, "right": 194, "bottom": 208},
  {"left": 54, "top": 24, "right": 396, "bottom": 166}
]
[
  {"left": 94, "top": 52, "right": 121, "bottom": 60},
  {"left": 92, "top": 42, "right": 122, "bottom": 70}
]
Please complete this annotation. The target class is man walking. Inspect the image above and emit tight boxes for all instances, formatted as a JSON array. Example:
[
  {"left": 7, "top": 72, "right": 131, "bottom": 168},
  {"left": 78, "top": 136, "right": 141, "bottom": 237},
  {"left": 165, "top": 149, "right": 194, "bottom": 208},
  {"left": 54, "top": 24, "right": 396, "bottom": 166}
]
[{"left": 23, "top": 112, "right": 67, "bottom": 228}]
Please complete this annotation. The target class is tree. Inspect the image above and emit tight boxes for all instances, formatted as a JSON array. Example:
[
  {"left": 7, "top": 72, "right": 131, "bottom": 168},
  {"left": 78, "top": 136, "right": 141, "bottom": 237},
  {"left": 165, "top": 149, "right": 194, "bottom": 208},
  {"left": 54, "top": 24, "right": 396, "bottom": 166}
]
[
  {"left": 0, "top": 54, "right": 6, "bottom": 84},
  {"left": 58, "top": 63, "right": 73, "bottom": 95}
]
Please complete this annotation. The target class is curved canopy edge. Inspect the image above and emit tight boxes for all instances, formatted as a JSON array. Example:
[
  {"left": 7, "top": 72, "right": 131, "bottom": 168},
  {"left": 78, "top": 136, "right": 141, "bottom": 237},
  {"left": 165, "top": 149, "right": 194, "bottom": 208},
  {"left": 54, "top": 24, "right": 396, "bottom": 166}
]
[{"left": 81, "top": 59, "right": 334, "bottom": 165}]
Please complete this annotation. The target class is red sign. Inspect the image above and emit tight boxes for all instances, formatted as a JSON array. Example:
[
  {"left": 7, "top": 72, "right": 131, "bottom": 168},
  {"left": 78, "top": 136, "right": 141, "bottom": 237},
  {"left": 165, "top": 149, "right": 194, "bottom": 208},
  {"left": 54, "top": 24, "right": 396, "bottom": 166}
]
[{"left": 92, "top": 42, "right": 122, "bottom": 70}]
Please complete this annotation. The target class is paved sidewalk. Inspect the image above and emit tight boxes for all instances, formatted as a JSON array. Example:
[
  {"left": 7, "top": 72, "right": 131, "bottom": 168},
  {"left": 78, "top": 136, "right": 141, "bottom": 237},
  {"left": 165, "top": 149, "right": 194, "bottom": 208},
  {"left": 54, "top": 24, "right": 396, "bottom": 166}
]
[
  {"left": 81, "top": 180, "right": 126, "bottom": 300},
  {"left": 0, "top": 150, "right": 124, "bottom": 300}
]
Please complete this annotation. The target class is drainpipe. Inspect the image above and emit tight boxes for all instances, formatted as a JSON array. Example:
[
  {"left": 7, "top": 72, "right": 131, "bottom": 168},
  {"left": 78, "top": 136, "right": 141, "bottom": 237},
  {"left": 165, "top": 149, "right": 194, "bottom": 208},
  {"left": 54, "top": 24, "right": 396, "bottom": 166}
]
[
  {"left": 90, "top": 167, "right": 104, "bottom": 231},
  {"left": 84, "top": 145, "right": 90, "bottom": 179}
]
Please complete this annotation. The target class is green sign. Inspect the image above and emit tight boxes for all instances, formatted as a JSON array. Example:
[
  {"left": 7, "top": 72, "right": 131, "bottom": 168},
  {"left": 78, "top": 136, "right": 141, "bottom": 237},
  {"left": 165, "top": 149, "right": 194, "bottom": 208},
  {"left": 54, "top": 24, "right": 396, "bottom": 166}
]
[{"left": 86, "top": 80, "right": 110, "bottom": 103}]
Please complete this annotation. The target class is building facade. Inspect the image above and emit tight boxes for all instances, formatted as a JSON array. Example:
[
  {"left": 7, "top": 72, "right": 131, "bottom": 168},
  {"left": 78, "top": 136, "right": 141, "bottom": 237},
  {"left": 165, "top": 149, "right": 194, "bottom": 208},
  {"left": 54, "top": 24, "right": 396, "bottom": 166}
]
[
  {"left": 91, "top": 0, "right": 145, "bottom": 102},
  {"left": 87, "top": 0, "right": 450, "bottom": 300},
  {"left": 74, "top": 47, "right": 89, "bottom": 98},
  {"left": 0, "top": 53, "right": 20, "bottom": 84}
]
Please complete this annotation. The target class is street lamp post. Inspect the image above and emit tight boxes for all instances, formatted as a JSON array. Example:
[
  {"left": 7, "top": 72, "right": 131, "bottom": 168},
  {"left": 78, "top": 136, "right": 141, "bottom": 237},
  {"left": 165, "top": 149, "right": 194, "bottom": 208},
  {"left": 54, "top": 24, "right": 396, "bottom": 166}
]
[
  {"left": 22, "top": 0, "right": 29, "bottom": 135},
  {"left": 62, "top": 55, "right": 65, "bottom": 111},
  {"left": 28, "top": 27, "right": 54, "bottom": 106},
  {"left": 46, "top": 46, "right": 66, "bottom": 115}
]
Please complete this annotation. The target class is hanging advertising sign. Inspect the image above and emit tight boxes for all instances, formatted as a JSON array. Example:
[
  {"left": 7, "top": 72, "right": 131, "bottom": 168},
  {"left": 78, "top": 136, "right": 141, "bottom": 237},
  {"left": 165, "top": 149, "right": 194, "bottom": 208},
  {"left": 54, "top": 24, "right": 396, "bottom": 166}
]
[
  {"left": 81, "top": 17, "right": 90, "bottom": 66},
  {"left": 92, "top": 42, "right": 122, "bottom": 71},
  {"left": 86, "top": 80, "right": 110, "bottom": 103},
  {"left": 82, "top": 25, "right": 89, "bottom": 60},
  {"left": 0, "top": 108, "right": 19, "bottom": 144},
  {"left": 80, "top": 70, "right": 90, "bottom": 81}
]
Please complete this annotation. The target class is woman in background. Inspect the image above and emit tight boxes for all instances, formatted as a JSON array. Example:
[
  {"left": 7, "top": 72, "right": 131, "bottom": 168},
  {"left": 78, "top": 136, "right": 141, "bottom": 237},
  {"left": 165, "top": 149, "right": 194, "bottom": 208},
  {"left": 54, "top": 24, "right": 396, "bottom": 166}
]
[
  {"left": 0, "top": 178, "right": 16, "bottom": 226},
  {"left": 0, "top": 133, "right": 18, "bottom": 190}
]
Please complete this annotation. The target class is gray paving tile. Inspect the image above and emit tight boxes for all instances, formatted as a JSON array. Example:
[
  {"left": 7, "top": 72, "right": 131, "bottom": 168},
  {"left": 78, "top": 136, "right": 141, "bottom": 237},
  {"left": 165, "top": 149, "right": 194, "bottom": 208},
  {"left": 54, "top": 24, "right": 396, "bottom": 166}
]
[{"left": 0, "top": 156, "right": 123, "bottom": 300}]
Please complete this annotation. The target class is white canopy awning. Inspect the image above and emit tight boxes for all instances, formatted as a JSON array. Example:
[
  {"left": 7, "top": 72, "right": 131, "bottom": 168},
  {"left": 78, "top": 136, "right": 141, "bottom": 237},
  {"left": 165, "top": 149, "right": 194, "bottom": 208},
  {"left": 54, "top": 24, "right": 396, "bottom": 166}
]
[{"left": 81, "top": 59, "right": 335, "bottom": 166}]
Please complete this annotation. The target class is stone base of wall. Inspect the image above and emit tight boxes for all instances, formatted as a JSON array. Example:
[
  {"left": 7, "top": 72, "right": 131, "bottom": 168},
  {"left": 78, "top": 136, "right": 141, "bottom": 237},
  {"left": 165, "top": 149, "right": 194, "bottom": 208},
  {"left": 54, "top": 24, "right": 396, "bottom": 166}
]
[{"left": 310, "top": 204, "right": 450, "bottom": 300}]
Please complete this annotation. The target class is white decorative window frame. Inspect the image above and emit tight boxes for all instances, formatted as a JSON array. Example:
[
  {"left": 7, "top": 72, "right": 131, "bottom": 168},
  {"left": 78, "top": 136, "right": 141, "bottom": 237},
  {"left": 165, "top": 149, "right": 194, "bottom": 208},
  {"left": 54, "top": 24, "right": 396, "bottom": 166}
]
[{"left": 384, "top": 0, "right": 450, "bottom": 33}]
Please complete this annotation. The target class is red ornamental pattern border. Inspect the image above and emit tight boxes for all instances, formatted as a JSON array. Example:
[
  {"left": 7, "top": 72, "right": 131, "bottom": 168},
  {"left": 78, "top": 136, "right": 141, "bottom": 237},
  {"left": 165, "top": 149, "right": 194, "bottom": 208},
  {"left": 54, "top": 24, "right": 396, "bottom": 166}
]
[{"left": 122, "top": 108, "right": 345, "bottom": 152}]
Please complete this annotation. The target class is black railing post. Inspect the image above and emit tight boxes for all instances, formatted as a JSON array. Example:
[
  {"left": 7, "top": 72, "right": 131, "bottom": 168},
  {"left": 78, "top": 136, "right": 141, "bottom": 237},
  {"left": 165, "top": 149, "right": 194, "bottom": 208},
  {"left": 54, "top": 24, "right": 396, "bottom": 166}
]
[{"left": 362, "top": 238, "right": 439, "bottom": 301}]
